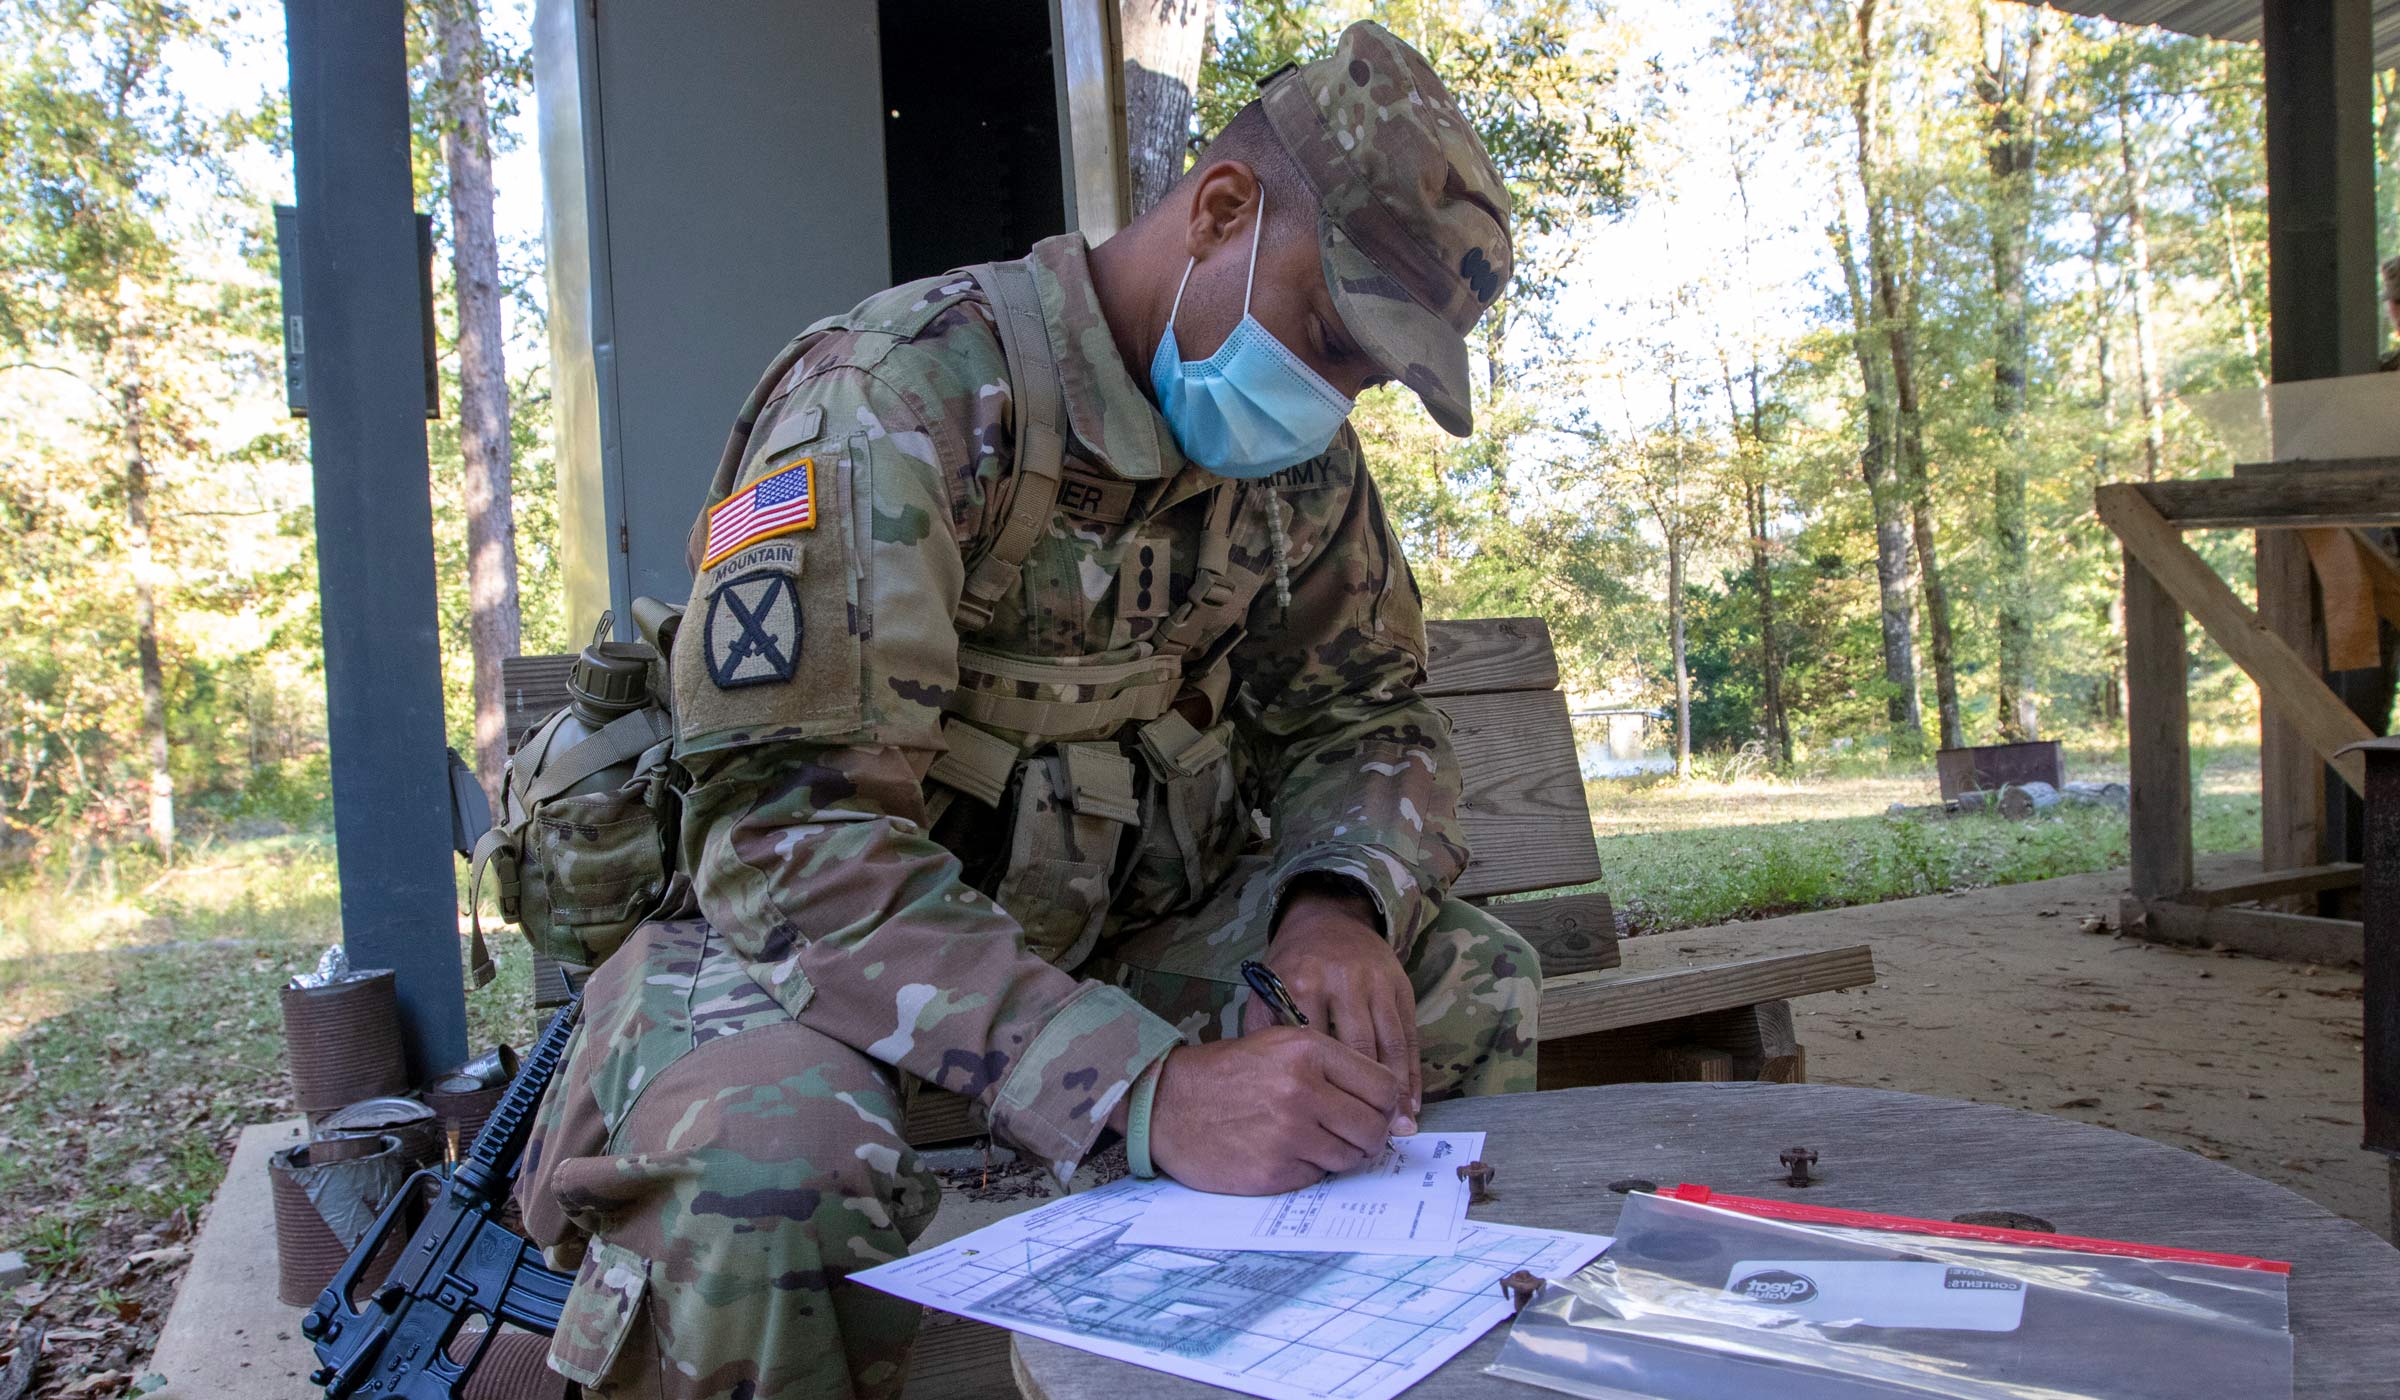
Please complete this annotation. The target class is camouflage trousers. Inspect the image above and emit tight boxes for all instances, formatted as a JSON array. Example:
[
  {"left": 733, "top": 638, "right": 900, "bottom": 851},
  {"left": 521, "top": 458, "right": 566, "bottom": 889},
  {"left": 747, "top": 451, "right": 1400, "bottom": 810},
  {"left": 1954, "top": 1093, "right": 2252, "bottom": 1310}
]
[{"left": 517, "top": 872, "right": 1539, "bottom": 1400}]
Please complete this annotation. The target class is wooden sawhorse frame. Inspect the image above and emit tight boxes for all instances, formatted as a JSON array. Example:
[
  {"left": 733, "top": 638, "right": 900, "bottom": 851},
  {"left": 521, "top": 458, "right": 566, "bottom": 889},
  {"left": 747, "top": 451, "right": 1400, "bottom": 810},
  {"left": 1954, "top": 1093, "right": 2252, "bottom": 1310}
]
[{"left": 2099, "top": 458, "right": 2400, "bottom": 965}]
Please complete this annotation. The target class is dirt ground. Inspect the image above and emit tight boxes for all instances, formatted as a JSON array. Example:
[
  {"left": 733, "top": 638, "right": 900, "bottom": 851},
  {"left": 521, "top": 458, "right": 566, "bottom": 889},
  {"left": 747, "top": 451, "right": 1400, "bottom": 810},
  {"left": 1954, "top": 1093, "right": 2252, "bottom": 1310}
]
[{"left": 1618, "top": 850, "right": 2389, "bottom": 1241}]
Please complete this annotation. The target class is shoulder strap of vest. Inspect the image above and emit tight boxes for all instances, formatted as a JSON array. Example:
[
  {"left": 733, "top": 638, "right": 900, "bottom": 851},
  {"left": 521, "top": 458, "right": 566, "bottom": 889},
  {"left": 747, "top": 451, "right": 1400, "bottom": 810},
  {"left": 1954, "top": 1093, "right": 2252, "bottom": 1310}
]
[
  {"left": 522, "top": 707, "right": 674, "bottom": 810},
  {"left": 1152, "top": 481, "right": 1242, "bottom": 658},
  {"left": 956, "top": 259, "right": 1068, "bottom": 634}
]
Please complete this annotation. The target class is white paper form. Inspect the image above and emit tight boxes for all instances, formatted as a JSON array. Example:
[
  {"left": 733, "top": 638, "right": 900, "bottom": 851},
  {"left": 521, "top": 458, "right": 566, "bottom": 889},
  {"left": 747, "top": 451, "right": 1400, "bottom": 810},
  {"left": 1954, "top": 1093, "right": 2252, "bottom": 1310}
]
[
  {"left": 852, "top": 1176, "right": 1609, "bottom": 1400},
  {"left": 1115, "top": 1131, "right": 1485, "bottom": 1255}
]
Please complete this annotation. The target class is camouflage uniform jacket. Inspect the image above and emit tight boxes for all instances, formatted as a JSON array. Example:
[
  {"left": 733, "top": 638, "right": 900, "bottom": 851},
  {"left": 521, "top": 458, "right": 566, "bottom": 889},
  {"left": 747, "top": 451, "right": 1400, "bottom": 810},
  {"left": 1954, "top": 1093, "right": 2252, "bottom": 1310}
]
[{"left": 668, "top": 233, "right": 1469, "bottom": 1181}]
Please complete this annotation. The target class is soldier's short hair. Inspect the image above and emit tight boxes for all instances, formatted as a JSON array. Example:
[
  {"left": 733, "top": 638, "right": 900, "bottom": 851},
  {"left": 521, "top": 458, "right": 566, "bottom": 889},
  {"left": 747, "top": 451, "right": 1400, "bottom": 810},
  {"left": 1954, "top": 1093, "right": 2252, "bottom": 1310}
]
[
  {"left": 2384, "top": 254, "right": 2400, "bottom": 300},
  {"left": 1180, "top": 102, "right": 1317, "bottom": 243}
]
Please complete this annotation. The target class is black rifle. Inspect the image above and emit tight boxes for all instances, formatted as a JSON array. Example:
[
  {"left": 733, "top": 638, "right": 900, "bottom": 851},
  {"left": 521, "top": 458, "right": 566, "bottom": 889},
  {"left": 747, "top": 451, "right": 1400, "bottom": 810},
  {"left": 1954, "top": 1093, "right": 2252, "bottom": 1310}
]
[{"left": 299, "top": 997, "right": 581, "bottom": 1399}]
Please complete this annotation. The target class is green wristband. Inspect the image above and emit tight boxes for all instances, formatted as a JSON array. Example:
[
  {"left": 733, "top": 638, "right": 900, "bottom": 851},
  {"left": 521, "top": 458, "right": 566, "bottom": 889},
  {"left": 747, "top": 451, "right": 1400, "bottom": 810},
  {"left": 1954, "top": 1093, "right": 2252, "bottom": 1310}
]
[{"left": 1127, "top": 1058, "right": 1167, "bottom": 1179}]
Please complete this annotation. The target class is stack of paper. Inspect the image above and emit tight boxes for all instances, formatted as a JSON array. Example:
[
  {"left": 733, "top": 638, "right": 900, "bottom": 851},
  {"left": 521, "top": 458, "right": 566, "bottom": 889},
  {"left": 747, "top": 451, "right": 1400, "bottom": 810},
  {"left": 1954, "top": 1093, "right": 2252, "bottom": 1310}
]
[
  {"left": 853, "top": 1131, "right": 1611, "bottom": 1400},
  {"left": 1118, "top": 1131, "right": 1486, "bottom": 1256}
]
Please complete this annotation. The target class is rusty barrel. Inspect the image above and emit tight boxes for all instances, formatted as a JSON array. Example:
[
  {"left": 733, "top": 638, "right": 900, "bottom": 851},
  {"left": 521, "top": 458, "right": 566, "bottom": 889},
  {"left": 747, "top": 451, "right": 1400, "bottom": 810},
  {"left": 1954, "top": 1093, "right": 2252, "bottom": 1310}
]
[
  {"left": 316, "top": 1096, "right": 442, "bottom": 1172},
  {"left": 425, "top": 1074, "right": 509, "bottom": 1158},
  {"left": 281, "top": 971, "right": 409, "bottom": 1126},
  {"left": 269, "top": 1132, "right": 411, "bottom": 1307},
  {"left": 424, "top": 1074, "right": 517, "bottom": 1230}
]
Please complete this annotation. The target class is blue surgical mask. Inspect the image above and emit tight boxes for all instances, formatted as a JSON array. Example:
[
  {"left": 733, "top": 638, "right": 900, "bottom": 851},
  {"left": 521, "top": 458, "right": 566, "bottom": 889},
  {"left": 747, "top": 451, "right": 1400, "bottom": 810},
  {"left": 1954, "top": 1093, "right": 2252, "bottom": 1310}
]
[{"left": 1148, "top": 188, "right": 1354, "bottom": 478}]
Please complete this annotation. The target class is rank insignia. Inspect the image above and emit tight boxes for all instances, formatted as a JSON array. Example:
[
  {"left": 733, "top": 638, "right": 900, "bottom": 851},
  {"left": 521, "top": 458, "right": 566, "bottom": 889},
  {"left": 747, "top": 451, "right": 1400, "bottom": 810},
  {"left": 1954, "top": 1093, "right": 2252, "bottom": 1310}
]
[{"left": 704, "top": 569, "right": 802, "bottom": 689}]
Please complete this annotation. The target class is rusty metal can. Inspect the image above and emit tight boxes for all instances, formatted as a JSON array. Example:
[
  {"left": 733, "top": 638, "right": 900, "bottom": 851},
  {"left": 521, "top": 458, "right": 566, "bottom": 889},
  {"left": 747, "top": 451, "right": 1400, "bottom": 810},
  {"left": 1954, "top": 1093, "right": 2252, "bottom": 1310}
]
[
  {"left": 280, "top": 970, "right": 408, "bottom": 1125},
  {"left": 269, "top": 1132, "right": 410, "bottom": 1307}
]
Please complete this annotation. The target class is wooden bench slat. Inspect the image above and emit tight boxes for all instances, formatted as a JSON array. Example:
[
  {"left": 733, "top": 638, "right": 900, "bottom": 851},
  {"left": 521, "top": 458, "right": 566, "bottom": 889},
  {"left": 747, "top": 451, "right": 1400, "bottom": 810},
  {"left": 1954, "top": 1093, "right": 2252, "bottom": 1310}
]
[
  {"left": 529, "top": 950, "right": 575, "bottom": 1008},
  {"left": 502, "top": 653, "right": 578, "bottom": 751},
  {"left": 1437, "top": 688, "right": 1603, "bottom": 899},
  {"left": 1537, "top": 945, "right": 1877, "bottom": 1040},
  {"left": 2144, "top": 464, "right": 2400, "bottom": 529},
  {"left": 1422, "top": 617, "right": 1559, "bottom": 697},
  {"left": 1486, "top": 893, "right": 1619, "bottom": 977},
  {"left": 906, "top": 1086, "right": 984, "bottom": 1145},
  {"left": 2184, "top": 861, "right": 2362, "bottom": 908}
]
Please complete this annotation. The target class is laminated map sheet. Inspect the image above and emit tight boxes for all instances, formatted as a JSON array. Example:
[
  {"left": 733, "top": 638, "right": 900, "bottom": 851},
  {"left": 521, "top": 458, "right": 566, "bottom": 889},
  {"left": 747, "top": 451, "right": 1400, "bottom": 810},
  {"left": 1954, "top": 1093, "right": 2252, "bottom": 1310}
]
[{"left": 854, "top": 1176, "right": 1609, "bottom": 1400}]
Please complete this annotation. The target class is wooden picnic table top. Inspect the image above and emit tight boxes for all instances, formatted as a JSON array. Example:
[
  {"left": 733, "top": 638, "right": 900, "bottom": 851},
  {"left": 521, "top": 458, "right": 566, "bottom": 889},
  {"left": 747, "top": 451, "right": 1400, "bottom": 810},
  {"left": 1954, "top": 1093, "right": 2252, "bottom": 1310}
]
[{"left": 1012, "top": 1082, "right": 2400, "bottom": 1399}]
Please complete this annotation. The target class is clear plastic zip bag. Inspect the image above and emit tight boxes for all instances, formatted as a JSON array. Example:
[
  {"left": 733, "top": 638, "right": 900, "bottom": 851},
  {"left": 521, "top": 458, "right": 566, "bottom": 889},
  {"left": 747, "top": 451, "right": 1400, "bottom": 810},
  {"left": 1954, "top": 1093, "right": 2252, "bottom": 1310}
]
[{"left": 1487, "top": 1187, "right": 2293, "bottom": 1400}]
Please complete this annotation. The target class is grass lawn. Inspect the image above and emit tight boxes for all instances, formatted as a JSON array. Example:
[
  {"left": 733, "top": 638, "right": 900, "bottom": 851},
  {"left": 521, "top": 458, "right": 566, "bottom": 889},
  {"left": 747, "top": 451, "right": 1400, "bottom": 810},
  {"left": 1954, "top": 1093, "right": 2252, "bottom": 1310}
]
[
  {"left": 1580, "top": 746, "right": 2263, "bottom": 934},
  {"left": 0, "top": 836, "right": 531, "bottom": 1393}
]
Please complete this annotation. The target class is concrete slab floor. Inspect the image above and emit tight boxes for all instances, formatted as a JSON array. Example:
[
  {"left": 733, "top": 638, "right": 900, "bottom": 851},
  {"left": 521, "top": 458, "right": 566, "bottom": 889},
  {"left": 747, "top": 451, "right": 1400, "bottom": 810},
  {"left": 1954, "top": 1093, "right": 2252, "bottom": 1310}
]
[
  {"left": 148, "top": 854, "right": 2389, "bottom": 1395},
  {"left": 148, "top": 1119, "right": 312, "bottom": 1400}
]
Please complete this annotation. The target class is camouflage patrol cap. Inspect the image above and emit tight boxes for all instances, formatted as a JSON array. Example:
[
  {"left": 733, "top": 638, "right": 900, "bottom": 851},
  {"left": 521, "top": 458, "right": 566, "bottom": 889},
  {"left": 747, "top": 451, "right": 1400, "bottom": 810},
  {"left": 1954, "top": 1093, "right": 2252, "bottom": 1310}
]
[{"left": 1260, "top": 20, "right": 1513, "bottom": 437}]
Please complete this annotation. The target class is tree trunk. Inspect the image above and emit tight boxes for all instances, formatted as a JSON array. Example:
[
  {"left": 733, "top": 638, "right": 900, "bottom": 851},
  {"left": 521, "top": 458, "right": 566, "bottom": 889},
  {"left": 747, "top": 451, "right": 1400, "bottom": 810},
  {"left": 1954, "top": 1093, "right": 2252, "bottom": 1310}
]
[
  {"left": 1746, "top": 479, "right": 1789, "bottom": 763},
  {"left": 1668, "top": 381, "right": 1692, "bottom": 779},
  {"left": 2379, "top": 70, "right": 2399, "bottom": 293},
  {"left": 2088, "top": 216, "right": 2125, "bottom": 724},
  {"left": 1121, "top": 0, "right": 1215, "bottom": 217},
  {"left": 1895, "top": 387, "right": 1960, "bottom": 750},
  {"left": 1723, "top": 154, "right": 1790, "bottom": 768},
  {"left": 1852, "top": 0, "right": 1959, "bottom": 751},
  {"left": 2118, "top": 99, "right": 2166, "bottom": 482},
  {"left": 1669, "top": 529, "right": 1691, "bottom": 780},
  {"left": 1978, "top": 2, "right": 2053, "bottom": 743},
  {"left": 1833, "top": 201, "right": 1922, "bottom": 755},
  {"left": 1721, "top": 353, "right": 1790, "bottom": 766},
  {"left": 436, "top": 0, "right": 522, "bottom": 809},
  {"left": 122, "top": 361, "right": 173, "bottom": 857},
  {"left": 2215, "top": 192, "right": 2266, "bottom": 388}
]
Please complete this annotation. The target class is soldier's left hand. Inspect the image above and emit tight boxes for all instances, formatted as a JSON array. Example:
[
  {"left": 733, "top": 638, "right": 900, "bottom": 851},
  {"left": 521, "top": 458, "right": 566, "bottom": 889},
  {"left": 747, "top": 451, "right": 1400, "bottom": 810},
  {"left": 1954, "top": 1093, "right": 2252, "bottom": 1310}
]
[{"left": 1251, "top": 886, "right": 1421, "bottom": 1131}]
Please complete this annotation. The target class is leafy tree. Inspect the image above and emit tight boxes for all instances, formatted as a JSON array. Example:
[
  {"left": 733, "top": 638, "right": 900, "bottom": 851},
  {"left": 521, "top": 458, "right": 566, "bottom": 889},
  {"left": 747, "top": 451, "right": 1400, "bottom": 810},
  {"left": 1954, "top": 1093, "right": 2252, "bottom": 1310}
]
[
  {"left": 0, "top": 0, "right": 296, "bottom": 856},
  {"left": 418, "top": 0, "right": 523, "bottom": 807}
]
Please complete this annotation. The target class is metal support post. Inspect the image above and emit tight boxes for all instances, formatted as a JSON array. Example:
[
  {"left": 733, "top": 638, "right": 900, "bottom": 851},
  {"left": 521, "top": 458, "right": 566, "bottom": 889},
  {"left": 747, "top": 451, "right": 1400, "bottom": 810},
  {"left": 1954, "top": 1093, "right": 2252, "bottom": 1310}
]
[
  {"left": 2260, "top": 0, "right": 2383, "bottom": 880},
  {"left": 285, "top": 0, "right": 467, "bottom": 1080}
]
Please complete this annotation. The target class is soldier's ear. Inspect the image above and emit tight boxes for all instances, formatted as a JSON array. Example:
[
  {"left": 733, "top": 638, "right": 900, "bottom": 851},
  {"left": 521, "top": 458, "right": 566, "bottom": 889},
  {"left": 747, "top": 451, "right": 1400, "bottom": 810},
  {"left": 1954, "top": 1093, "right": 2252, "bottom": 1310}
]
[{"left": 1182, "top": 161, "right": 1262, "bottom": 263}]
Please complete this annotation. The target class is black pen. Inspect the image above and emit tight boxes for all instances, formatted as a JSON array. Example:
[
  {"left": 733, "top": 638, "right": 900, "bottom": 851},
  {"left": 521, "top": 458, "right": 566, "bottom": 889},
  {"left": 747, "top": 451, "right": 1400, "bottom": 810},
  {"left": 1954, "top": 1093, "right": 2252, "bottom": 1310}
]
[
  {"left": 1242, "top": 959, "right": 1406, "bottom": 1148},
  {"left": 1240, "top": 959, "right": 1309, "bottom": 1027}
]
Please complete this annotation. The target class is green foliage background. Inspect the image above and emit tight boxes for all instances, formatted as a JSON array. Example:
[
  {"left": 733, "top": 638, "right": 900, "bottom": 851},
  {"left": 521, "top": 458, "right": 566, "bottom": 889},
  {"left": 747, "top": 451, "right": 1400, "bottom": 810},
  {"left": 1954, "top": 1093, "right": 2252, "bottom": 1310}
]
[{"left": 0, "top": 0, "right": 2394, "bottom": 869}]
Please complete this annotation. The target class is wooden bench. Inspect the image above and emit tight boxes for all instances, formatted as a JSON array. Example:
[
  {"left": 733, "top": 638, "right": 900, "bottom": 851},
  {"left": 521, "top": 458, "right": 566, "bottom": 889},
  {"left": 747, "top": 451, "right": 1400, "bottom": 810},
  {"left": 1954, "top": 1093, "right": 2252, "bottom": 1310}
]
[{"left": 500, "top": 616, "right": 1875, "bottom": 1138}]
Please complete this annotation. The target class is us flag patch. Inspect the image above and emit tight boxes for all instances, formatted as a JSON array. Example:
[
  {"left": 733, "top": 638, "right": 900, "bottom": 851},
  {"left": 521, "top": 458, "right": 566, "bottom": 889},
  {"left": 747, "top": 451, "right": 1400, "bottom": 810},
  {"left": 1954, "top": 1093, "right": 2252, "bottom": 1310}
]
[{"left": 702, "top": 457, "right": 816, "bottom": 568}]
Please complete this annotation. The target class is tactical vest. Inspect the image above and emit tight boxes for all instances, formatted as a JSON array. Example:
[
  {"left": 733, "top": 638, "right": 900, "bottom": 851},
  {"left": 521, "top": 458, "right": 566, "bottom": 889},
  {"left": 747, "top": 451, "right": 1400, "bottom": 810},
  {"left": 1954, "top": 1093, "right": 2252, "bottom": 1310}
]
[
  {"left": 718, "top": 258, "right": 1256, "bottom": 967},
  {"left": 481, "top": 256, "right": 1254, "bottom": 982}
]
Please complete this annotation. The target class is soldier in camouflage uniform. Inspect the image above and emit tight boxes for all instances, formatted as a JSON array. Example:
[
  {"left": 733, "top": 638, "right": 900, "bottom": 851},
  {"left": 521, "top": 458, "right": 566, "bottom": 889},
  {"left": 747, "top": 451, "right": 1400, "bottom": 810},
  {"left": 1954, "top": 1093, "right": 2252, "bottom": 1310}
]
[{"left": 518, "top": 23, "right": 1536, "bottom": 1399}]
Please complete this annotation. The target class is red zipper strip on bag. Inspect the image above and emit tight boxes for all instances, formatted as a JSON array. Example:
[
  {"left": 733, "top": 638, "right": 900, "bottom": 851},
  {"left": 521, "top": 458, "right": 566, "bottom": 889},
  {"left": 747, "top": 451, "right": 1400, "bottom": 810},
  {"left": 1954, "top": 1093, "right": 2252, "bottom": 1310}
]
[{"left": 1662, "top": 1185, "right": 2293, "bottom": 1275}]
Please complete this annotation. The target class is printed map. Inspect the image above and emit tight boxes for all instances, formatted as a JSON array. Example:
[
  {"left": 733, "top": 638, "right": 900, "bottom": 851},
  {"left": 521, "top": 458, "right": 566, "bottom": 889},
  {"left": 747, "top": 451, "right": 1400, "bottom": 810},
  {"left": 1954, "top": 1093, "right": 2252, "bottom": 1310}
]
[{"left": 853, "top": 1178, "right": 1609, "bottom": 1400}]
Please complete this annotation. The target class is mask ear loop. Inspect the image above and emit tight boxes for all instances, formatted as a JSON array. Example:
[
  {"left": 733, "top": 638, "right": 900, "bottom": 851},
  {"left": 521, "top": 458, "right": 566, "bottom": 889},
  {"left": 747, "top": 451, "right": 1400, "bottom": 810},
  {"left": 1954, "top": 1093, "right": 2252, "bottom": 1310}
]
[
  {"left": 1241, "top": 186, "right": 1266, "bottom": 315},
  {"left": 1164, "top": 184, "right": 1268, "bottom": 346},
  {"left": 1165, "top": 256, "right": 1197, "bottom": 340}
]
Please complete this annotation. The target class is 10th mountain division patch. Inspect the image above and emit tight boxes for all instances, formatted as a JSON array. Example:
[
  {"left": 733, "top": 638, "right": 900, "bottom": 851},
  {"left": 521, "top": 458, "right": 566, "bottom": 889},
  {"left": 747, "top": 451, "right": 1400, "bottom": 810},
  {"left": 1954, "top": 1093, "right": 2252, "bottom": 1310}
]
[{"left": 705, "top": 569, "right": 802, "bottom": 689}]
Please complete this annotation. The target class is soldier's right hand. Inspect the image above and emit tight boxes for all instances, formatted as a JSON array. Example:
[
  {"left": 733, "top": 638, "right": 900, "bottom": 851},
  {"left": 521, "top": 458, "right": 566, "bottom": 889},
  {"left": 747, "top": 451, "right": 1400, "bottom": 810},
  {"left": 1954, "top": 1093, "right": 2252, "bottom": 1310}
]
[{"left": 1144, "top": 1028, "right": 1403, "bottom": 1195}]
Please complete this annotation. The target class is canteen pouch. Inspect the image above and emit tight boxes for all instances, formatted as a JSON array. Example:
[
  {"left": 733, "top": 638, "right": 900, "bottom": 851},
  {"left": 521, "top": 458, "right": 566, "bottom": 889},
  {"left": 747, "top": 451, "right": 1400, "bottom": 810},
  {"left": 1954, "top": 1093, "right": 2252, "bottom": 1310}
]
[
  {"left": 1487, "top": 1188, "right": 2293, "bottom": 1400},
  {"left": 1109, "top": 712, "right": 1248, "bottom": 927},
  {"left": 516, "top": 776, "right": 671, "bottom": 969},
  {"left": 994, "top": 743, "right": 1138, "bottom": 968},
  {"left": 471, "top": 688, "right": 678, "bottom": 976}
]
